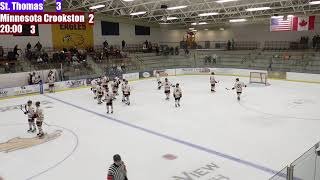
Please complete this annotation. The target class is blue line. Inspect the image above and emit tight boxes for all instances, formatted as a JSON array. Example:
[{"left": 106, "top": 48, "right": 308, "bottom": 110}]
[{"left": 45, "top": 95, "right": 279, "bottom": 175}]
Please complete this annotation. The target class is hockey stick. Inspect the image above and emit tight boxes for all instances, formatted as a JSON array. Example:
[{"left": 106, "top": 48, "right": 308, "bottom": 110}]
[
  {"left": 225, "top": 88, "right": 232, "bottom": 90},
  {"left": 20, "top": 105, "right": 27, "bottom": 113}
]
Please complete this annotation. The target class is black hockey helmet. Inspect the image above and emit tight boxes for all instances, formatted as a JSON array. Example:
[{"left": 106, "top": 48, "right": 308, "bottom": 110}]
[
  {"left": 113, "top": 154, "right": 121, "bottom": 162},
  {"left": 27, "top": 100, "right": 32, "bottom": 104},
  {"left": 236, "top": 78, "right": 239, "bottom": 81},
  {"left": 165, "top": 78, "right": 168, "bottom": 81},
  {"left": 176, "top": 83, "right": 179, "bottom": 87},
  {"left": 35, "top": 101, "right": 40, "bottom": 106},
  {"left": 211, "top": 72, "right": 215, "bottom": 75}
]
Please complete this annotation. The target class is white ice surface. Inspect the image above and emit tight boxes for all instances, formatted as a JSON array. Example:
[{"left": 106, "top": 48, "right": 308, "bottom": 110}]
[{"left": 0, "top": 75, "right": 320, "bottom": 180}]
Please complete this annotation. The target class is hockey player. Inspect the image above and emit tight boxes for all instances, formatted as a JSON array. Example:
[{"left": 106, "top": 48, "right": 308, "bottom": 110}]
[
  {"left": 114, "top": 77, "right": 121, "bottom": 95},
  {"left": 111, "top": 80, "right": 118, "bottom": 98},
  {"left": 101, "top": 76, "right": 109, "bottom": 90},
  {"left": 121, "top": 79, "right": 126, "bottom": 102},
  {"left": 96, "top": 82, "right": 104, "bottom": 104},
  {"left": 123, "top": 80, "right": 131, "bottom": 105},
  {"left": 210, "top": 72, "right": 218, "bottom": 92},
  {"left": 173, "top": 83, "right": 182, "bottom": 107},
  {"left": 104, "top": 88, "right": 114, "bottom": 114},
  {"left": 48, "top": 72, "right": 55, "bottom": 93},
  {"left": 24, "top": 100, "right": 36, "bottom": 133},
  {"left": 232, "top": 78, "right": 247, "bottom": 101},
  {"left": 163, "top": 78, "right": 173, "bottom": 100},
  {"left": 34, "top": 101, "right": 44, "bottom": 138},
  {"left": 156, "top": 72, "right": 162, "bottom": 90},
  {"left": 91, "top": 78, "right": 98, "bottom": 99}
]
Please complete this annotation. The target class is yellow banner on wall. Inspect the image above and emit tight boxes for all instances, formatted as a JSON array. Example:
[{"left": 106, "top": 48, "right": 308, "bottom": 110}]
[{"left": 51, "top": 23, "right": 93, "bottom": 50}]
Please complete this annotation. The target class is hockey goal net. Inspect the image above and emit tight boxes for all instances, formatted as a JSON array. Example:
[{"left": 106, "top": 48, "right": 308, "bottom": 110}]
[{"left": 249, "top": 72, "right": 268, "bottom": 85}]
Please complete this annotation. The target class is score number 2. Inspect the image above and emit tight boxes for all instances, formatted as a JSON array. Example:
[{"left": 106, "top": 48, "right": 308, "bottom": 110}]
[{"left": 88, "top": 13, "right": 94, "bottom": 25}]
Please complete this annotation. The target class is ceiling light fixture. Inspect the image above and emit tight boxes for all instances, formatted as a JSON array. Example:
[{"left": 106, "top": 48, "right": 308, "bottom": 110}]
[
  {"left": 310, "top": 1, "right": 320, "bottom": 5},
  {"left": 199, "top": 22, "right": 208, "bottom": 25},
  {"left": 89, "top": 4, "right": 105, "bottom": 9},
  {"left": 123, "top": 0, "right": 134, "bottom": 2},
  {"left": 167, "top": 5, "right": 187, "bottom": 10},
  {"left": 189, "top": 28, "right": 195, "bottom": 30},
  {"left": 216, "top": 0, "right": 238, "bottom": 3},
  {"left": 198, "top": 12, "right": 219, "bottom": 16},
  {"left": 130, "top": 11, "right": 147, "bottom": 16},
  {"left": 220, "top": 27, "right": 225, "bottom": 31},
  {"left": 245, "top": 7, "right": 271, "bottom": 11},
  {"left": 229, "top": 19, "right": 247, "bottom": 22},
  {"left": 159, "top": 22, "right": 171, "bottom": 25},
  {"left": 166, "top": 17, "right": 178, "bottom": 20},
  {"left": 204, "top": 29, "right": 209, "bottom": 31}
]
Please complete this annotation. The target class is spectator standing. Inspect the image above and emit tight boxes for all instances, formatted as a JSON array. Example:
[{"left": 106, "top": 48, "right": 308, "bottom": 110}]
[
  {"left": 26, "top": 42, "right": 31, "bottom": 52},
  {"left": 35, "top": 41, "right": 42, "bottom": 51},
  {"left": 4, "top": 63, "right": 10, "bottom": 73},
  {"left": 227, "top": 40, "right": 231, "bottom": 50},
  {"left": 28, "top": 73, "right": 33, "bottom": 85},
  {"left": 37, "top": 56, "right": 43, "bottom": 63},
  {"left": 31, "top": 72, "right": 36, "bottom": 84},
  {"left": 122, "top": 40, "right": 126, "bottom": 50},
  {"left": 107, "top": 154, "right": 128, "bottom": 180},
  {"left": 103, "top": 40, "right": 109, "bottom": 48},
  {"left": 232, "top": 39, "right": 235, "bottom": 50},
  {"left": 13, "top": 45, "right": 20, "bottom": 58}
]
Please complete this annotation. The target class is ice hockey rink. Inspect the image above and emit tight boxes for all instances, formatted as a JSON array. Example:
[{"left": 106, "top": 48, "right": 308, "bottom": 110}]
[{"left": 1, "top": 75, "right": 320, "bottom": 180}]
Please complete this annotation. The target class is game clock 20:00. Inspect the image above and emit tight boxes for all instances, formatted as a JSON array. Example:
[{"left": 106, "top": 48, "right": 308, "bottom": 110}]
[{"left": 0, "top": 24, "right": 36, "bottom": 35}]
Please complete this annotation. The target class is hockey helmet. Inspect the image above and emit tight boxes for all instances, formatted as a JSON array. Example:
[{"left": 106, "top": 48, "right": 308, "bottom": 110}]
[
  {"left": 35, "top": 101, "right": 40, "bottom": 106},
  {"left": 113, "top": 154, "right": 121, "bottom": 162}
]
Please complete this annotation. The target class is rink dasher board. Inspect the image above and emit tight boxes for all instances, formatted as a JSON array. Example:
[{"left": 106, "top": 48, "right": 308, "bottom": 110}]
[
  {"left": 0, "top": 79, "right": 88, "bottom": 99},
  {"left": 1, "top": 68, "right": 320, "bottom": 100}
]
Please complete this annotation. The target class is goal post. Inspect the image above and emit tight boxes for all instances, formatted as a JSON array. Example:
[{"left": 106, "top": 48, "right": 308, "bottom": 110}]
[{"left": 249, "top": 72, "right": 268, "bottom": 85}]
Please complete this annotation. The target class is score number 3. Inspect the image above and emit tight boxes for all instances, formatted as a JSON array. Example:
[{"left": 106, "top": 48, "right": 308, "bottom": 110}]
[
  {"left": 30, "top": 25, "right": 36, "bottom": 35},
  {"left": 56, "top": 0, "right": 62, "bottom": 12}
]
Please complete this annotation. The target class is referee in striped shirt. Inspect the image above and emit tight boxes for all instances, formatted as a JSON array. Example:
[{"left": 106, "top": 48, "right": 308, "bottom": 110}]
[{"left": 107, "top": 154, "right": 128, "bottom": 180}]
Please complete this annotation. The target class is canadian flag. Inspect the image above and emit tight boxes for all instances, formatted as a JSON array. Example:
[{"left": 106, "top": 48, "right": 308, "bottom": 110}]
[{"left": 292, "top": 16, "right": 315, "bottom": 31}]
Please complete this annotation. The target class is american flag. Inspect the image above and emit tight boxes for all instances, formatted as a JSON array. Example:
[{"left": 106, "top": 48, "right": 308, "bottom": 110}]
[{"left": 270, "top": 17, "right": 293, "bottom": 31}]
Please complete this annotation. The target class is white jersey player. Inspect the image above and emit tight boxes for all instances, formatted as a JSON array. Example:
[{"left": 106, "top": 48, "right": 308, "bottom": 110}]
[
  {"left": 121, "top": 79, "right": 126, "bottom": 102},
  {"left": 101, "top": 76, "right": 109, "bottom": 90},
  {"left": 91, "top": 79, "right": 98, "bottom": 99},
  {"left": 24, "top": 100, "right": 36, "bottom": 133},
  {"left": 122, "top": 80, "right": 131, "bottom": 105},
  {"left": 163, "top": 78, "right": 173, "bottom": 100},
  {"left": 232, "top": 78, "right": 247, "bottom": 101},
  {"left": 104, "top": 89, "right": 114, "bottom": 114},
  {"left": 173, "top": 83, "right": 182, "bottom": 107},
  {"left": 210, "top": 72, "right": 218, "bottom": 92},
  {"left": 48, "top": 73, "right": 55, "bottom": 93},
  {"left": 96, "top": 83, "right": 104, "bottom": 104},
  {"left": 111, "top": 80, "right": 118, "bottom": 98},
  {"left": 156, "top": 72, "right": 162, "bottom": 90},
  {"left": 35, "top": 101, "right": 45, "bottom": 138}
]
